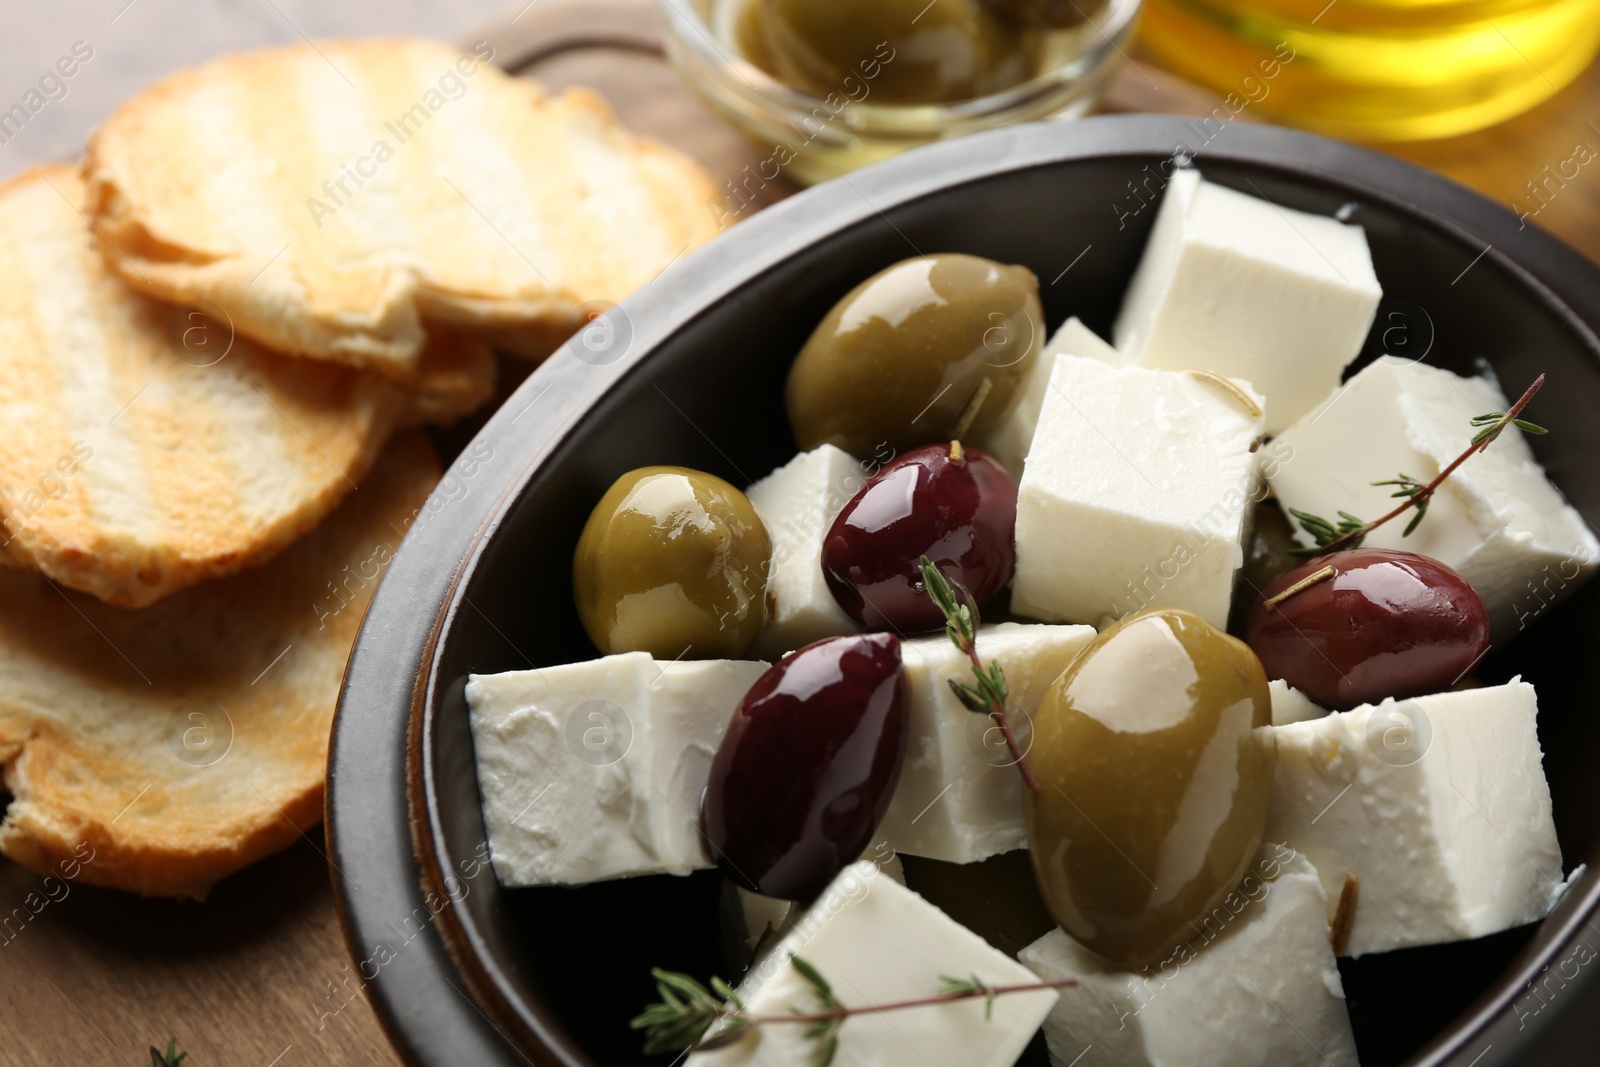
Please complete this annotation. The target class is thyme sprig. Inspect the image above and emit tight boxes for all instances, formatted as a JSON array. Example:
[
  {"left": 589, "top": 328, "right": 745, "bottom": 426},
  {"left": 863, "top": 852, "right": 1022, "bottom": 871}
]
[
  {"left": 1470, "top": 410, "right": 1548, "bottom": 447},
  {"left": 632, "top": 970, "right": 750, "bottom": 1055},
  {"left": 1289, "top": 374, "right": 1547, "bottom": 557},
  {"left": 147, "top": 1040, "right": 188, "bottom": 1067},
  {"left": 632, "top": 955, "right": 1078, "bottom": 1061},
  {"left": 1288, "top": 509, "right": 1366, "bottom": 553},
  {"left": 1370, "top": 473, "right": 1431, "bottom": 538},
  {"left": 918, "top": 555, "right": 1036, "bottom": 791}
]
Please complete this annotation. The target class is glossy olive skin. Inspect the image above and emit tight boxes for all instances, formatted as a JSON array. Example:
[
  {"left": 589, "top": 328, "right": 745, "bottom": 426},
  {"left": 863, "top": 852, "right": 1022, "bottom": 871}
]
[
  {"left": 1025, "top": 608, "right": 1274, "bottom": 970},
  {"left": 572, "top": 466, "right": 771, "bottom": 658},
  {"left": 786, "top": 254, "right": 1043, "bottom": 457},
  {"left": 981, "top": 0, "right": 1105, "bottom": 27},
  {"left": 702, "top": 634, "right": 909, "bottom": 901},
  {"left": 1246, "top": 548, "right": 1491, "bottom": 711},
  {"left": 822, "top": 442, "right": 1017, "bottom": 632},
  {"left": 740, "top": 0, "right": 1033, "bottom": 105}
]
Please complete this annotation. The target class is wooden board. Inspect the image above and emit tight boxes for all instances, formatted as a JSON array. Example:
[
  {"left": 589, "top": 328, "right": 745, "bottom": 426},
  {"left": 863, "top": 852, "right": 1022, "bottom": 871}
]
[{"left": 5, "top": 2, "right": 1600, "bottom": 1065}]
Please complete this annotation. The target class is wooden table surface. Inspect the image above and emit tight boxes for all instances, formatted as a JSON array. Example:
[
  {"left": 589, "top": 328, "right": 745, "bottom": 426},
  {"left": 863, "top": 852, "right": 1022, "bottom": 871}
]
[{"left": 6, "top": 2, "right": 1600, "bottom": 1064}]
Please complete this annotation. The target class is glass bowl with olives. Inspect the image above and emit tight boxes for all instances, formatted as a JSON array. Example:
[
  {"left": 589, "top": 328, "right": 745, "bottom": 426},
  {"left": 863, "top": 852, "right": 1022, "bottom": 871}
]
[
  {"left": 661, "top": 0, "right": 1142, "bottom": 186},
  {"left": 331, "top": 118, "right": 1600, "bottom": 1067}
]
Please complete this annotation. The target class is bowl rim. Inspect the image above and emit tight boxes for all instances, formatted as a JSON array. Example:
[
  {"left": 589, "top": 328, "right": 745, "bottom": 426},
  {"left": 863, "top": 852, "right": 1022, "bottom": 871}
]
[{"left": 328, "top": 113, "right": 1600, "bottom": 1067}]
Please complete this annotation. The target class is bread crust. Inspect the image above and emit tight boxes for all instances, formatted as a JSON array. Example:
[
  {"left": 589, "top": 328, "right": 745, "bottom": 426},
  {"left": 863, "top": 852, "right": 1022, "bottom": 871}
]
[
  {"left": 0, "top": 165, "right": 409, "bottom": 607},
  {"left": 0, "top": 433, "right": 440, "bottom": 898},
  {"left": 83, "top": 39, "right": 722, "bottom": 372},
  {"left": 397, "top": 331, "right": 498, "bottom": 428}
]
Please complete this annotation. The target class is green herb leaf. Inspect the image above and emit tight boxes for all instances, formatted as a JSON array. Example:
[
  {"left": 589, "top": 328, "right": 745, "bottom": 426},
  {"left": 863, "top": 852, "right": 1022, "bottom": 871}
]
[
  {"left": 984, "top": 661, "right": 1009, "bottom": 708},
  {"left": 790, "top": 954, "right": 839, "bottom": 1010},
  {"left": 1470, "top": 407, "right": 1548, "bottom": 448},
  {"left": 939, "top": 974, "right": 1000, "bottom": 1019},
  {"left": 1402, "top": 496, "right": 1429, "bottom": 537},
  {"left": 711, "top": 976, "right": 745, "bottom": 1011},
  {"left": 147, "top": 1041, "right": 187, "bottom": 1067},
  {"left": 1368, "top": 475, "right": 1433, "bottom": 538},
  {"left": 631, "top": 969, "right": 732, "bottom": 1055},
  {"left": 1287, "top": 508, "right": 1366, "bottom": 553},
  {"left": 919, "top": 555, "right": 1038, "bottom": 790},
  {"left": 947, "top": 678, "right": 988, "bottom": 713},
  {"left": 691, "top": 1019, "right": 754, "bottom": 1052}
]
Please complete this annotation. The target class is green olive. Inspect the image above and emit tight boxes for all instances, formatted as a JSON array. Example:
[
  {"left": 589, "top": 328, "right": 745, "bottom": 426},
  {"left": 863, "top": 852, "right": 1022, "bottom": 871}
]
[
  {"left": 573, "top": 466, "right": 772, "bottom": 658},
  {"left": 979, "top": 0, "right": 1107, "bottom": 29},
  {"left": 1024, "top": 607, "right": 1275, "bottom": 970},
  {"left": 738, "top": 0, "right": 1034, "bottom": 106},
  {"left": 786, "top": 254, "right": 1043, "bottom": 457}
]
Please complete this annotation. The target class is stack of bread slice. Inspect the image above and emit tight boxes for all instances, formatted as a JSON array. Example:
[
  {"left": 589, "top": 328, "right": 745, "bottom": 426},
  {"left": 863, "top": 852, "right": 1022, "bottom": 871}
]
[{"left": 0, "top": 39, "right": 719, "bottom": 897}]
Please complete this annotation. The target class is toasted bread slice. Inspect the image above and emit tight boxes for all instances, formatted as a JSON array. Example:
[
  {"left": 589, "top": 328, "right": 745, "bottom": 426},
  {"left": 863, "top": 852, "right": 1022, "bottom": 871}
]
[
  {"left": 0, "top": 165, "right": 407, "bottom": 608},
  {"left": 84, "top": 39, "right": 721, "bottom": 373},
  {"left": 399, "top": 331, "right": 497, "bottom": 428},
  {"left": 0, "top": 432, "right": 440, "bottom": 898}
]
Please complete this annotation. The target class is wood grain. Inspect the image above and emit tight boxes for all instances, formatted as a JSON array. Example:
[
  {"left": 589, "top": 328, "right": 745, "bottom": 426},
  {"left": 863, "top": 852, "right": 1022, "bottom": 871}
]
[
  {"left": 0, "top": 839, "right": 401, "bottom": 1066},
  {"left": 2, "top": 2, "right": 1599, "bottom": 1065}
]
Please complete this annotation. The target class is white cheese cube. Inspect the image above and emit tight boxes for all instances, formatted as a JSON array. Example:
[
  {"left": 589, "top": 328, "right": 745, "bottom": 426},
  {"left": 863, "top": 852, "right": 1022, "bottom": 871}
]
[
  {"left": 691, "top": 860, "right": 1058, "bottom": 1067},
  {"left": 746, "top": 445, "right": 867, "bottom": 659},
  {"left": 981, "top": 316, "right": 1120, "bottom": 477},
  {"left": 1267, "top": 678, "right": 1565, "bottom": 957},
  {"left": 1270, "top": 678, "right": 1327, "bottom": 727},
  {"left": 1267, "top": 356, "right": 1598, "bottom": 639},
  {"left": 467, "top": 654, "right": 767, "bottom": 886},
  {"left": 877, "top": 623, "right": 1096, "bottom": 864},
  {"left": 1019, "top": 847, "right": 1358, "bottom": 1067},
  {"left": 1012, "top": 357, "right": 1265, "bottom": 629},
  {"left": 733, "top": 848, "right": 906, "bottom": 964},
  {"left": 1113, "top": 168, "right": 1382, "bottom": 434}
]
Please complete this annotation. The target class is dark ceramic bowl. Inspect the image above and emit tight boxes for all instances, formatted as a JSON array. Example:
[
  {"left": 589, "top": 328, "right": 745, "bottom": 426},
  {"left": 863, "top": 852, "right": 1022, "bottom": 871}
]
[{"left": 328, "top": 115, "right": 1600, "bottom": 1067}]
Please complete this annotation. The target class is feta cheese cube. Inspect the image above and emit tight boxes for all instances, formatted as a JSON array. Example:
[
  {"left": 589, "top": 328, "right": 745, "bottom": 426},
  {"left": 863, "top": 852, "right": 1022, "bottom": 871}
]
[
  {"left": 467, "top": 654, "right": 766, "bottom": 886},
  {"left": 1267, "top": 678, "right": 1565, "bottom": 957},
  {"left": 1113, "top": 168, "right": 1382, "bottom": 434},
  {"left": 980, "top": 316, "right": 1120, "bottom": 477},
  {"left": 1266, "top": 356, "right": 1598, "bottom": 639},
  {"left": 1011, "top": 357, "right": 1265, "bottom": 629},
  {"left": 691, "top": 860, "right": 1058, "bottom": 1067},
  {"left": 877, "top": 623, "right": 1096, "bottom": 863},
  {"left": 1019, "top": 847, "right": 1359, "bottom": 1067},
  {"left": 1270, "top": 678, "right": 1327, "bottom": 727},
  {"left": 731, "top": 849, "right": 906, "bottom": 965},
  {"left": 746, "top": 445, "right": 868, "bottom": 658}
]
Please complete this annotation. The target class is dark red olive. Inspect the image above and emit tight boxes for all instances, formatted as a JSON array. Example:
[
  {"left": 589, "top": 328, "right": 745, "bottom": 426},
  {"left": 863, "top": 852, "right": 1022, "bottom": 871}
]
[
  {"left": 701, "top": 633, "right": 909, "bottom": 901},
  {"left": 1245, "top": 548, "right": 1490, "bottom": 711},
  {"left": 822, "top": 442, "right": 1017, "bottom": 632}
]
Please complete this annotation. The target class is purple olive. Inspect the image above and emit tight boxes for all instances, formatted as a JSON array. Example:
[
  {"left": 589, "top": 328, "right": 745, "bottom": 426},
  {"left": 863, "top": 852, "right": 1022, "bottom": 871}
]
[
  {"left": 1245, "top": 548, "right": 1491, "bottom": 711},
  {"left": 822, "top": 442, "right": 1017, "bottom": 632},
  {"left": 701, "top": 633, "right": 908, "bottom": 901}
]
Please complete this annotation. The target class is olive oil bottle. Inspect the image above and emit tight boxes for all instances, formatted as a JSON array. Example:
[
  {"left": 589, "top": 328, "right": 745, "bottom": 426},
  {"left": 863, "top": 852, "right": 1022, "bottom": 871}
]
[{"left": 1139, "top": 0, "right": 1600, "bottom": 141}]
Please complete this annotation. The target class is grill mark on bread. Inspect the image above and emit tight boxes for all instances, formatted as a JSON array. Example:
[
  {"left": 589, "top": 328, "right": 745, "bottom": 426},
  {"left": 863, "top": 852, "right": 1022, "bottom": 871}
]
[
  {"left": 12, "top": 180, "right": 165, "bottom": 556},
  {"left": 0, "top": 434, "right": 440, "bottom": 898},
  {"left": 0, "top": 166, "right": 402, "bottom": 606},
  {"left": 84, "top": 39, "right": 720, "bottom": 369}
]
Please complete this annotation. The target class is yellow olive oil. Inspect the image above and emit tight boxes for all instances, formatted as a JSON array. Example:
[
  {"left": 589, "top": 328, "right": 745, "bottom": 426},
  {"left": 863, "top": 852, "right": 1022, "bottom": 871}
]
[{"left": 1138, "top": 0, "right": 1600, "bottom": 141}]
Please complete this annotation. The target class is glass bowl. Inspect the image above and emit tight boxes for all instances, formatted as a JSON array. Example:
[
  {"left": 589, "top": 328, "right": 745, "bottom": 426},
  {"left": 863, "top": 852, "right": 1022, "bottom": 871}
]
[{"left": 661, "top": 0, "right": 1143, "bottom": 187}]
